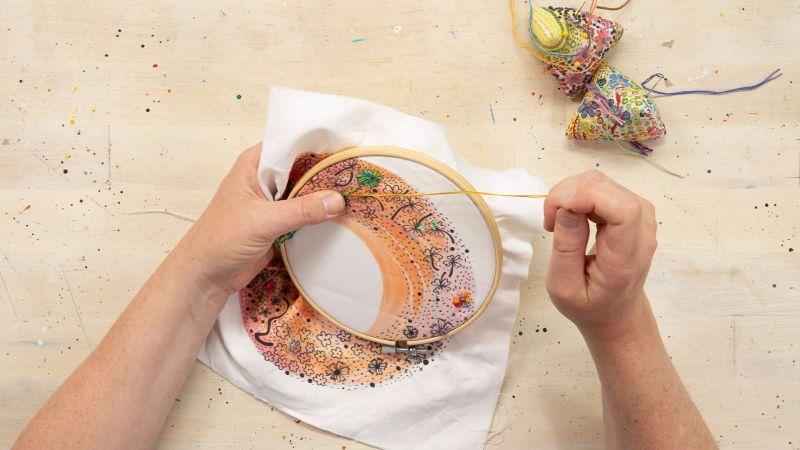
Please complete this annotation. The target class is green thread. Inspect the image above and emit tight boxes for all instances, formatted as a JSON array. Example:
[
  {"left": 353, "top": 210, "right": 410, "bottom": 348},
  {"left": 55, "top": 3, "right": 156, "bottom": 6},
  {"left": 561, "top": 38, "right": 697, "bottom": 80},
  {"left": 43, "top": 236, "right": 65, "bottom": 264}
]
[
  {"left": 275, "top": 230, "right": 297, "bottom": 245},
  {"left": 356, "top": 169, "right": 383, "bottom": 187}
]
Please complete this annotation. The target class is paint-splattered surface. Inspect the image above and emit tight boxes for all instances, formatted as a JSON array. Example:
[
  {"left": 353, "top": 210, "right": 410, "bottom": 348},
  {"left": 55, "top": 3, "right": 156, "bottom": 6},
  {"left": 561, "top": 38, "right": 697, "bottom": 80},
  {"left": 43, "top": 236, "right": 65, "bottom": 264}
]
[{"left": 1, "top": 0, "right": 799, "bottom": 448}]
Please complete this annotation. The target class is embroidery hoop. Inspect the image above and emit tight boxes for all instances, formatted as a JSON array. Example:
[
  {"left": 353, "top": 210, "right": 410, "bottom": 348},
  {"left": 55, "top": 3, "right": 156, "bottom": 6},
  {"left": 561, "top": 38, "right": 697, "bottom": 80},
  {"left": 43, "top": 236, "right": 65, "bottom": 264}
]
[{"left": 279, "top": 146, "right": 503, "bottom": 348}]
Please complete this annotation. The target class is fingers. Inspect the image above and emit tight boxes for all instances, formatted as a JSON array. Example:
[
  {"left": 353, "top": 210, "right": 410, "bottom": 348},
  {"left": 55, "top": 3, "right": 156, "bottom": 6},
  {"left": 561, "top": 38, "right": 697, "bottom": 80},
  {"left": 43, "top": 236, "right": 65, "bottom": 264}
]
[
  {"left": 545, "top": 169, "right": 656, "bottom": 264},
  {"left": 544, "top": 170, "right": 645, "bottom": 230},
  {"left": 260, "top": 190, "right": 346, "bottom": 240},
  {"left": 546, "top": 209, "right": 590, "bottom": 301},
  {"left": 544, "top": 170, "right": 609, "bottom": 231},
  {"left": 564, "top": 180, "right": 642, "bottom": 225},
  {"left": 226, "top": 144, "right": 266, "bottom": 196}
]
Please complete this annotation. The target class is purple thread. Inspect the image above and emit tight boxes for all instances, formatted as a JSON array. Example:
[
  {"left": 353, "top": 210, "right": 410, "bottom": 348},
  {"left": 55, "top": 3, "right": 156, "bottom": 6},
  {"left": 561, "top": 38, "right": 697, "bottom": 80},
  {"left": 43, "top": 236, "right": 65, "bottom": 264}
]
[
  {"left": 641, "top": 69, "right": 782, "bottom": 96},
  {"left": 587, "top": 84, "right": 625, "bottom": 125},
  {"left": 630, "top": 141, "right": 653, "bottom": 156}
]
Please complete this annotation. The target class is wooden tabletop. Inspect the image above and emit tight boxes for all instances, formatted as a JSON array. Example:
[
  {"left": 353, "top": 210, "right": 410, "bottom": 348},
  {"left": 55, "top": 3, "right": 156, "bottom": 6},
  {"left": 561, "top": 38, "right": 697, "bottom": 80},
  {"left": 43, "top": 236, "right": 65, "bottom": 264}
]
[{"left": 1, "top": 1, "right": 798, "bottom": 448}]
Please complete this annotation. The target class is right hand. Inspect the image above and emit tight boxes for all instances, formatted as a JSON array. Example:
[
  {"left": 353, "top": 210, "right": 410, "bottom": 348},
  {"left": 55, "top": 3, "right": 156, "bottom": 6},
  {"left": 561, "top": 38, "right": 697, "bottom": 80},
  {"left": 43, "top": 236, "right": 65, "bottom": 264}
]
[{"left": 543, "top": 170, "right": 658, "bottom": 341}]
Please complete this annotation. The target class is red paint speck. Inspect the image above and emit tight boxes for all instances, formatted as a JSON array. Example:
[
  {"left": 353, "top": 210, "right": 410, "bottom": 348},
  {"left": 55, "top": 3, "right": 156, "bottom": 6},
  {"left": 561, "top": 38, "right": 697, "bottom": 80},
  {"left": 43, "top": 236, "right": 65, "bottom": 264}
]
[
  {"left": 166, "top": 88, "right": 172, "bottom": 93},
  {"left": 20, "top": 205, "right": 31, "bottom": 213},
  {"left": 152, "top": 64, "right": 158, "bottom": 68}
]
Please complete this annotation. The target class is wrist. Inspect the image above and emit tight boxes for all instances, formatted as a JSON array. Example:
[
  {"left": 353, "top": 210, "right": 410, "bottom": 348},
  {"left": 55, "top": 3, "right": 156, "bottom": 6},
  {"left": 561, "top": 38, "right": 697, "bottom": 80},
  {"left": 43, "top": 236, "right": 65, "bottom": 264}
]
[
  {"left": 578, "top": 293, "right": 663, "bottom": 357},
  {"left": 155, "top": 236, "right": 232, "bottom": 309},
  {"left": 175, "top": 221, "right": 242, "bottom": 291}
]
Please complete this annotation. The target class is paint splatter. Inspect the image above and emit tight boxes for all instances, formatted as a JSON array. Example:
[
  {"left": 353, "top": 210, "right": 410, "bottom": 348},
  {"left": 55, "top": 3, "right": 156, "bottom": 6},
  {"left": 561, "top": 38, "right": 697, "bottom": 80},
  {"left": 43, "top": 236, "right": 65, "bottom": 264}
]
[
  {"left": 236, "top": 94, "right": 242, "bottom": 100},
  {"left": 351, "top": 38, "right": 366, "bottom": 43}
]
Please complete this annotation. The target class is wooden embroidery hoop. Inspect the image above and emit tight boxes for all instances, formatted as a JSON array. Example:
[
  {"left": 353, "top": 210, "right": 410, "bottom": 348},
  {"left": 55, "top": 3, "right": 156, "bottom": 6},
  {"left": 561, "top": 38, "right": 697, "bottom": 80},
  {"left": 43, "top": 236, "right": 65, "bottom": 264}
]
[{"left": 279, "top": 146, "right": 503, "bottom": 348}]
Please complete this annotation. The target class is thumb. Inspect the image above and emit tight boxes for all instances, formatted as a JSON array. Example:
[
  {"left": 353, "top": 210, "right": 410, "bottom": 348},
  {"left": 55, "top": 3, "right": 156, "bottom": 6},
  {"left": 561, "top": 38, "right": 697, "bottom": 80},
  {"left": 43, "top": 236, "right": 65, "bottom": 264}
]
[
  {"left": 546, "top": 209, "right": 590, "bottom": 300},
  {"left": 262, "top": 190, "right": 346, "bottom": 240}
]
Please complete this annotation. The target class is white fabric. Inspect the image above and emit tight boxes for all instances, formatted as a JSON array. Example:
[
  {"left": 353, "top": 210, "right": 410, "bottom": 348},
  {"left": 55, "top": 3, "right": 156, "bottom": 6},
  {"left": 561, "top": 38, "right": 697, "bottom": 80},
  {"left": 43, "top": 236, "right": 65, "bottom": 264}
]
[{"left": 199, "top": 86, "right": 546, "bottom": 449}]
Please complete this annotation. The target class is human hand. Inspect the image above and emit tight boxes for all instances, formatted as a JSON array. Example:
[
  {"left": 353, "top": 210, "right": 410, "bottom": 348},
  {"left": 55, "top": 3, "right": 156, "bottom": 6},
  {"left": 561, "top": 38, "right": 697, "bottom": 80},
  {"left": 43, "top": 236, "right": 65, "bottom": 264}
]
[
  {"left": 543, "top": 170, "right": 657, "bottom": 342},
  {"left": 175, "top": 143, "right": 345, "bottom": 296}
]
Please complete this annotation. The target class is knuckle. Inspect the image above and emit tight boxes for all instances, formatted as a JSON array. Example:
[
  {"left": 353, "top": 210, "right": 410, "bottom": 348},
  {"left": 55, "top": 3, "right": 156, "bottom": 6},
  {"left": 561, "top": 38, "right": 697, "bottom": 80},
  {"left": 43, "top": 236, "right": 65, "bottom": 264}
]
[
  {"left": 236, "top": 148, "right": 255, "bottom": 165},
  {"left": 545, "top": 281, "right": 572, "bottom": 302},
  {"left": 623, "top": 198, "right": 643, "bottom": 217},
  {"left": 583, "top": 169, "right": 606, "bottom": 181},
  {"left": 573, "top": 180, "right": 599, "bottom": 199},
  {"left": 640, "top": 198, "right": 656, "bottom": 217},
  {"left": 299, "top": 197, "right": 316, "bottom": 223},
  {"left": 552, "top": 238, "right": 583, "bottom": 256},
  {"left": 647, "top": 236, "right": 658, "bottom": 256},
  {"left": 543, "top": 195, "right": 557, "bottom": 210}
]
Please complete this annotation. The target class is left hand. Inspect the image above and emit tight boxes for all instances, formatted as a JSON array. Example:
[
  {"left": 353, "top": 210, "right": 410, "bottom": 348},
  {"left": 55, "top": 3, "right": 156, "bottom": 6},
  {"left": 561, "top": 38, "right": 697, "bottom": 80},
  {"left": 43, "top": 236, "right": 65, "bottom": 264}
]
[{"left": 177, "top": 143, "right": 345, "bottom": 295}]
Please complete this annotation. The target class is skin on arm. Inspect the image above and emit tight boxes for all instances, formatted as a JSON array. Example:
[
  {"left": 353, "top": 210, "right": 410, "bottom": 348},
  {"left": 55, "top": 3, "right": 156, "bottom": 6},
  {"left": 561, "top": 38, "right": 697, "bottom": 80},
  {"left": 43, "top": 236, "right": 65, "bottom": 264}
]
[
  {"left": 13, "top": 144, "right": 346, "bottom": 449},
  {"left": 543, "top": 170, "right": 716, "bottom": 449}
]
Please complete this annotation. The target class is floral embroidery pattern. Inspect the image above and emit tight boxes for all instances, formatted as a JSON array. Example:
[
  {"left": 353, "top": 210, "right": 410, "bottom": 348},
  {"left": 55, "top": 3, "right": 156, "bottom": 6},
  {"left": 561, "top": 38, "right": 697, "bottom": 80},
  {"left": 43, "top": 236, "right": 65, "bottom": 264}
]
[
  {"left": 368, "top": 358, "right": 388, "bottom": 375},
  {"left": 326, "top": 362, "right": 349, "bottom": 382},
  {"left": 430, "top": 319, "right": 454, "bottom": 336},
  {"left": 533, "top": 7, "right": 624, "bottom": 97},
  {"left": 240, "top": 152, "right": 468, "bottom": 388},
  {"left": 336, "top": 330, "right": 352, "bottom": 342},
  {"left": 452, "top": 290, "right": 473, "bottom": 308},
  {"left": 403, "top": 326, "right": 419, "bottom": 339},
  {"left": 299, "top": 153, "right": 478, "bottom": 343},
  {"left": 241, "top": 260, "right": 444, "bottom": 388},
  {"left": 356, "top": 169, "right": 383, "bottom": 187},
  {"left": 567, "top": 63, "right": 666, "bottom": 144},
  {"left": 316, "top": 332, "right": 333, "bottom": 347}
]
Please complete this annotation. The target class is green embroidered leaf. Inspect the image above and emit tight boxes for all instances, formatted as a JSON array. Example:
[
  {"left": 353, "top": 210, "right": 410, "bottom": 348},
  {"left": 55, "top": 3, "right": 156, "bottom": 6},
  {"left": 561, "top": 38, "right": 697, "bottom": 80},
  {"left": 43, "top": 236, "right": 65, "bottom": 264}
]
[{"left": 356, "top": 169, "right": 383, "bottom": 187}]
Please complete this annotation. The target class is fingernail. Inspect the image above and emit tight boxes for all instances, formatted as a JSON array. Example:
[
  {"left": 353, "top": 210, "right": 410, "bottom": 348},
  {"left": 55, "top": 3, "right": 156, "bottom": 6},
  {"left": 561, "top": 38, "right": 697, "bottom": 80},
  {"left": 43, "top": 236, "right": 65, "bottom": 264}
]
[
  {"left": 323, "top": 192, "right": 345, "bottom": 217},
  {"left": 557, "top": 210, "right": 580, "bottom": 230}
]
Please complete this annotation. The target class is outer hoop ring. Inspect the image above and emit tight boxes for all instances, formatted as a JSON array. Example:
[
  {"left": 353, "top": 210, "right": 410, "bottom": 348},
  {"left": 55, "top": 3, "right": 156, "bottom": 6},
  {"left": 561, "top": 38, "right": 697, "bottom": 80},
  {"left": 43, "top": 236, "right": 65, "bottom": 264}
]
[{"left": 279, "top": 146, "right": 503, "bottom": 347}]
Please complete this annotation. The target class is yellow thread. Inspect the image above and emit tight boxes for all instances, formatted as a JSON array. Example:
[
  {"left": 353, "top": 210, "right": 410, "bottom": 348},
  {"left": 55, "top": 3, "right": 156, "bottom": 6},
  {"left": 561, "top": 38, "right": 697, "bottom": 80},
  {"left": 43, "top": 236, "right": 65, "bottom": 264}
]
[
  {"left": 349, "top": 190, "right": 548, "bottom": 199},
  {"left": 509, "top": 0, "right": 593, "bottom": 73},
  {"left": 509, "top": 0, "right": 550, "bottom": 64}
]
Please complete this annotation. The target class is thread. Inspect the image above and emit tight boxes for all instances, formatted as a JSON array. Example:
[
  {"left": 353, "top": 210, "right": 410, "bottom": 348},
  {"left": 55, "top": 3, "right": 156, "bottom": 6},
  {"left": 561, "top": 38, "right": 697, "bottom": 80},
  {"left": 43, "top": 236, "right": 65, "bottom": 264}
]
[
  {"left": 641, "top": 69, "right": 782, "bottom": 97},
  {"left": 528, "top": 2, "right": 586, "bottom": 58},
  {"left": 585, "top": 0, "right": 632, "bottom": 14},
  {"left": 509, "top": 0, "right": 595, "bottom": 73},
  {"left": 595, "top": 0, "right": 631, "bottom": 11},
  {"left": 348, "top": 190, "right": 548, "bottom": 200},
  {"left": 610, "top": 139, "right": 684, "bottom": 179},
  {"left": 125, "top": 209, "right": 197, "bottom": 222}
]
